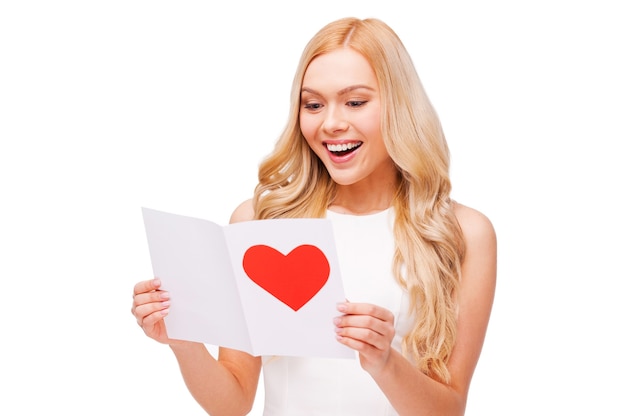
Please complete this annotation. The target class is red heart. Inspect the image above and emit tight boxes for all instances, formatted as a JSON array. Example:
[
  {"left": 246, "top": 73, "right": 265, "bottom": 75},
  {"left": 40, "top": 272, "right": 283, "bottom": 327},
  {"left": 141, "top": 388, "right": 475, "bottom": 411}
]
[{"left": 242, "top": 244, "right": 330, "bottom": 311}]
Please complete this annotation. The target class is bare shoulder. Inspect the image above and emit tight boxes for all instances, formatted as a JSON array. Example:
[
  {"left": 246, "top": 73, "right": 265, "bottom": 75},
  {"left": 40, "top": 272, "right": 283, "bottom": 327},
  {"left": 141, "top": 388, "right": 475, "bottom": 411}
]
[
  {"left": 229, "top": 199, "right": 255, "bottom": 224},
  {"left": 453, "top": 201, "right": 497, "bottom": 248},
  {"left": 452, "top": 201, "right": 497, "bottom": 296}
]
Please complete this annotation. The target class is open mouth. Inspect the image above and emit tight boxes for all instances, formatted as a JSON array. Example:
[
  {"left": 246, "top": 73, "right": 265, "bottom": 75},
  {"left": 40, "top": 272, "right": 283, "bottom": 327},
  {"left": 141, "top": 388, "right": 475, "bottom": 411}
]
[{"left": 326, "top": 141, "right": 363, "bottom": 157}]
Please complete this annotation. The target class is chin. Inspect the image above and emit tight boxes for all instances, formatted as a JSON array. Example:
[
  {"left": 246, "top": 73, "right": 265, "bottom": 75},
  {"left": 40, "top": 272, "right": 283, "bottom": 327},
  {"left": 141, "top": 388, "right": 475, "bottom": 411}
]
[{"left": 328, "top": 173, "right": 360, "bottom": 186}]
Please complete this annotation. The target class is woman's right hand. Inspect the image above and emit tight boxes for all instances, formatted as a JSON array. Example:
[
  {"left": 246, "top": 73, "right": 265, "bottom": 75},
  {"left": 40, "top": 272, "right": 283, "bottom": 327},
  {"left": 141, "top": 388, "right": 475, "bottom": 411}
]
[{"left": 131, "top": 278, "right": 175, "bottom": 344}]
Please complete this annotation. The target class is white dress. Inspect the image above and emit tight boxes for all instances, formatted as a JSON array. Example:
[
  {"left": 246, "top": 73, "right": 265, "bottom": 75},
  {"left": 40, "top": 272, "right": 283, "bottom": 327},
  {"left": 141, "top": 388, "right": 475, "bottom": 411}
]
[{"left": 261, "top": 208, "right": 414, "bottom": 415}]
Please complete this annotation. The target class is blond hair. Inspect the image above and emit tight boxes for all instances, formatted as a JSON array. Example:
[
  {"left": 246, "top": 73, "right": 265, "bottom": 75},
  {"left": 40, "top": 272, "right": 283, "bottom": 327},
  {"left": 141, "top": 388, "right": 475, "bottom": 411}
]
[{"left": 253, "top": 17, "right": 465, "bottom": 383}]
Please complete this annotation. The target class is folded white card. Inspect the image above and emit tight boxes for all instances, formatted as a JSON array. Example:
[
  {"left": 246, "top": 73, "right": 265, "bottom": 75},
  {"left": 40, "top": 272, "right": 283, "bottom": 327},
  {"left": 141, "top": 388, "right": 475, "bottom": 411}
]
[{"left": 142, "top": 207, "right": 353, "bottom": 359}]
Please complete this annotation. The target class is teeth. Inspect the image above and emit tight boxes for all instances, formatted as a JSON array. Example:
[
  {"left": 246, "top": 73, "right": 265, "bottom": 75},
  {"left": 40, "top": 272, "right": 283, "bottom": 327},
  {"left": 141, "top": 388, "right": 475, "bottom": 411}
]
[{"left": 327, "top": 142, "right": 361, "bottom": 152}]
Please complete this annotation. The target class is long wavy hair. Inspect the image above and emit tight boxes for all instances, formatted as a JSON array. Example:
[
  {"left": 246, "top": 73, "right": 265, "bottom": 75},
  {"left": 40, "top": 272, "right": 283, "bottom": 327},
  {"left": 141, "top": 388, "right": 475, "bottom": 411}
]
[{"left": 253, "top": 17, "right": 465, "bottom": 383}]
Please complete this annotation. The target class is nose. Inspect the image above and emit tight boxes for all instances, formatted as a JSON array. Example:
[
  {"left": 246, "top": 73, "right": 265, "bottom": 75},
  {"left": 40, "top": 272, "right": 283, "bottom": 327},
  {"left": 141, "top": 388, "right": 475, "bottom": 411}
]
[{"left": 322, "top": 104, "right": 349, "bottom": 134}]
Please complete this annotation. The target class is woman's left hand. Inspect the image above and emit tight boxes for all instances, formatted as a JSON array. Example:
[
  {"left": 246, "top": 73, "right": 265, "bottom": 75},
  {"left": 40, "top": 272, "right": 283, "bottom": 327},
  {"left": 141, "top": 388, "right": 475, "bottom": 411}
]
[{"left": 334, "top": 302, "right": 396, "bottom": 376}]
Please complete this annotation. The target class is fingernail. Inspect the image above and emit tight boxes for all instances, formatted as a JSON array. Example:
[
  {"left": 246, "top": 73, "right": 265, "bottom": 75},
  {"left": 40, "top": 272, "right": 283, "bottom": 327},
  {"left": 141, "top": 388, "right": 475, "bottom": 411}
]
[
  {"left": 336, "top": 303, "right": 347, "bottom": 312},
  {"left": 153, "top": 278, "right": 161, "bottom": 287},
  {"left": 159, "top": 292, "right": 170, "bottom": 300},
  {"left": 333, "top": 317, "right": 341, "bottom": 325}
]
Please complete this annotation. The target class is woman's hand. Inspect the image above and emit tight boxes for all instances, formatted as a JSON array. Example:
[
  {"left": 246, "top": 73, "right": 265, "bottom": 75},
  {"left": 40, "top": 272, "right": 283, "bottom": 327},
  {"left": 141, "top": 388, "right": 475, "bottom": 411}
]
[
  {"left": 131, "top": 278, "right": 177, "bottom": 345},
  {"left": 334, "top": 302, "right": 396, "bottom": 376}
]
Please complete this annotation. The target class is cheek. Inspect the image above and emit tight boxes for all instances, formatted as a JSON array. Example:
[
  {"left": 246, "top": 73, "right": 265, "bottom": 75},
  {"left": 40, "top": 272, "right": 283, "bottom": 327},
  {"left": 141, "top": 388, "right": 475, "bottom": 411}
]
[
  {"left": 299, "top": 114, "right": 318, "bottom": 146},
  {"left": 356, "top": 112, "right": 382, "bottom": 140},
  {"left": 363, "top": 120, "right": 381, "bottom": 138}
]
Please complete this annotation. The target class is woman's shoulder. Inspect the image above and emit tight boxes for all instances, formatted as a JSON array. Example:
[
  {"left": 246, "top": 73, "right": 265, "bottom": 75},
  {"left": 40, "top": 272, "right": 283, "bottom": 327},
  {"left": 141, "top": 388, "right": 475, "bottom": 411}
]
[
  {"left": 452, "top": 201, "right": 497, "bottom": 247},
  {"left": 229, "top": 199, "right": 255, "bottom": 224},
  {"left": 452, "top": 201, "right": 497, "bottom": 289}
]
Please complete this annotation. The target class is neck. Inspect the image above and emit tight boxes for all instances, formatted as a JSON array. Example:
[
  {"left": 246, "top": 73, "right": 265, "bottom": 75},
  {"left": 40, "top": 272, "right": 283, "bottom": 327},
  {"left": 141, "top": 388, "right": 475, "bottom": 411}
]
[{"left": 329, "top": 184, "right": 397, "bottom": 215}]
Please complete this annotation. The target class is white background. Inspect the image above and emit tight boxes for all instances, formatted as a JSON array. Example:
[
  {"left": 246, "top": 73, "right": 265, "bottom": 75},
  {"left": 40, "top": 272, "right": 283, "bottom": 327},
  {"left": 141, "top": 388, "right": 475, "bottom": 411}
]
[{"left": 1, "top": 1, "right": 624, "bottom": 414}]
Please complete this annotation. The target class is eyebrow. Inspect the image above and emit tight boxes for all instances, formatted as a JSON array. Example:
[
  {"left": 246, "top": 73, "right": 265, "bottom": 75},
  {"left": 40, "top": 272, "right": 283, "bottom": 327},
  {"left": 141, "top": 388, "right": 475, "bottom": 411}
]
[{"left": 301, "top": 84, "right": 376, "bottom": 96}]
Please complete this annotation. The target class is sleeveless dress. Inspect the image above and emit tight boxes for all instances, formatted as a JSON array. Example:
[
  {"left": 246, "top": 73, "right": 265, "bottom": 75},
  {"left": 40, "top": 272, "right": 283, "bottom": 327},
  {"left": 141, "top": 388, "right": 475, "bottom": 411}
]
[{"left": 261, "top": 208, "right": 414, "bottom": 415}]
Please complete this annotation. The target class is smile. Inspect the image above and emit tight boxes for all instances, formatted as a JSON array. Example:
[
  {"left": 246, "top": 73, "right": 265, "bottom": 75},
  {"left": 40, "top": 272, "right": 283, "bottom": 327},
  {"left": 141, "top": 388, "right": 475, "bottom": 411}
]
[{"left": 325, "top": 141, "right": 363, "bottom": 156}]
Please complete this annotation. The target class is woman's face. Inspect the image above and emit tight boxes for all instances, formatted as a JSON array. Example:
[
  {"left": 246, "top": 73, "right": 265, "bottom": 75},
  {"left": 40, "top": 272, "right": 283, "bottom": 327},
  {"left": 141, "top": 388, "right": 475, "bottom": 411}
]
[{"left": 299, "top": 48, "right": 395, "bottom": 188}]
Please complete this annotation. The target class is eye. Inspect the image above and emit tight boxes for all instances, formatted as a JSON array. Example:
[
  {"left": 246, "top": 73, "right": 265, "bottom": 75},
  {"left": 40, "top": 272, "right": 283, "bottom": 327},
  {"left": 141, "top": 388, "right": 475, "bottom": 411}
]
[
  {"left": 303, "top": 102, "right": 323, "bottom": 111},
  {"left": 347, "top": 100, "right": 367, "bottom": 108}
]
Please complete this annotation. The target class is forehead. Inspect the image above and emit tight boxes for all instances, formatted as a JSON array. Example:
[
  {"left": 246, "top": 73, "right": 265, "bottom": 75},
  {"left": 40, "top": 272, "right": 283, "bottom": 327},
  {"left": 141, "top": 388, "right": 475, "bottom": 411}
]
[{"left": 302, "top": 48, "right": 377, "bottom": 90}]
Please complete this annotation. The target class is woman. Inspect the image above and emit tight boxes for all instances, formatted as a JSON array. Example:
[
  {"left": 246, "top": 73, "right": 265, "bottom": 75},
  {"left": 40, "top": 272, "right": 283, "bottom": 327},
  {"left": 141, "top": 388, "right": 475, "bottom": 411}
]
[{"left": 132, "top": 17, "right": 496, "bottom": 415}]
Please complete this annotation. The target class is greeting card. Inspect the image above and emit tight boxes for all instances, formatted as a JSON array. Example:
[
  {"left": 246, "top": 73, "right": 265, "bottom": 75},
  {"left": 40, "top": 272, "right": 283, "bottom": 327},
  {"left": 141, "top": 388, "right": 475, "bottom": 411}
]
[{"left": 141, "top": 207, "right": 353, "bottom": 359}]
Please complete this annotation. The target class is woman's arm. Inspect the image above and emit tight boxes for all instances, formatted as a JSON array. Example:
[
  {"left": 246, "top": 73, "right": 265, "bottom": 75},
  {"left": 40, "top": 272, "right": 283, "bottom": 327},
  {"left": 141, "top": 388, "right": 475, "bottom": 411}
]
[
  {"left": 335, "top": 203, "right": 497, "bottom": 415},
  {"left": 169, "top": 344, "right": 262, "bottom": 415}
]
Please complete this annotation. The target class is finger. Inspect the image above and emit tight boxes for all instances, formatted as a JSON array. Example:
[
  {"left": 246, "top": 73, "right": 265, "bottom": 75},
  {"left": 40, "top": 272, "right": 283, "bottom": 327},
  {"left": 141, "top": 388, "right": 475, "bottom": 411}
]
[
  {"left": 336, "top": 323, "right": 394, "bottom": 350},
  {"left": 336, "top": 302, "right": 394, "bottom": 324},
  {"left": 133, "top": 278, "right": 161, "bottom": 297},
  {"left": 134, "top": 301, "right": 170, "bottom": 327},
  {"left": 335, "top": 327, "right": 387, "bottom": 351},
  {"left": 133, "top": 289, "right": 170, "bottom": 308},
  {"left": 335, "top": 314, "right": 393, "bottom": 338}
]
